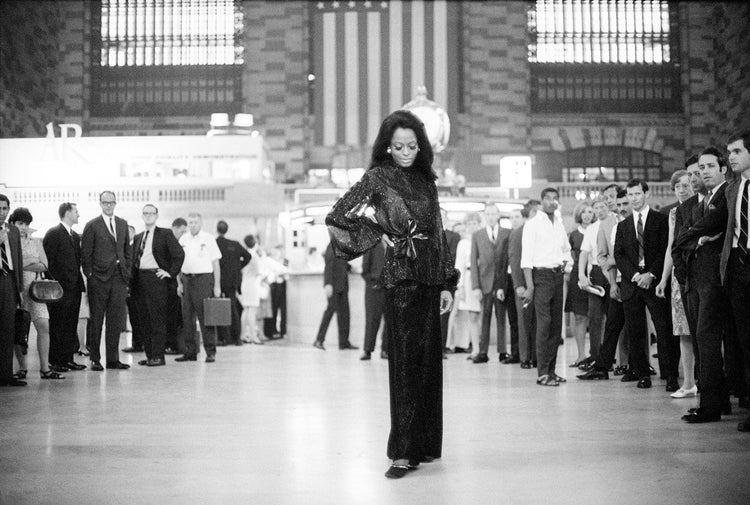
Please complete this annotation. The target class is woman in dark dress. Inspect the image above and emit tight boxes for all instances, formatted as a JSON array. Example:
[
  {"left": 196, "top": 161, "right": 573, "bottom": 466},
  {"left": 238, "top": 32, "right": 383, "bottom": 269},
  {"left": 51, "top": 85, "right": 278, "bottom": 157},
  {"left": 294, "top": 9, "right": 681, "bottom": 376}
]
[
  {"left": 326, "top": 110, "right": 458, "bottom": 479},
  {"left": 565, "top": 200, "right": 593, "bottom": 366}
]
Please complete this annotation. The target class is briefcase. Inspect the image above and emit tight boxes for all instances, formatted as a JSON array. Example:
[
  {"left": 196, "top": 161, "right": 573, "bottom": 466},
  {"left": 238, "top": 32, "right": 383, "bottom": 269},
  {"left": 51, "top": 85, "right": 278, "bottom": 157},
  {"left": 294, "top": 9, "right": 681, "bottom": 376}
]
[{"left": 203, "top": 297, "right": 231, "bottom": 326}]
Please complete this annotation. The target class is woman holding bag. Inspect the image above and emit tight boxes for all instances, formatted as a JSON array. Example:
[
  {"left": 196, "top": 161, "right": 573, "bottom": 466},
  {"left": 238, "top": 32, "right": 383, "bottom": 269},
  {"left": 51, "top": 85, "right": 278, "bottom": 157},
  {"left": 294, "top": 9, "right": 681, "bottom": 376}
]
[{"left": 9, "top": 207, "right": 64, "bottom": 380}]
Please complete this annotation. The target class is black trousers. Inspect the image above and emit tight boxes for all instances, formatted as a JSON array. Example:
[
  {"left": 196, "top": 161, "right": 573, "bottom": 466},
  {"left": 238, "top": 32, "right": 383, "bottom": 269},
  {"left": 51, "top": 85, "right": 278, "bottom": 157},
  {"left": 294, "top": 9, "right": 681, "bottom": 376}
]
[
  {"left": 478, "top": 293, "right": 509, "bottom": 356},
  {"left": 218, "top": 293, "right": 242, "bottom": 344},
  {"left": 505, "top": 276, "right": 519, "bottom": 358},
  {"left": 679, "top": 283, "right": 701, "bottom": 384},
  {"left": 727, "top": 250, "right": 750, "bottom": 402},
  {"left": 0, "top": 274, "right": 19, "bottom": 381},
  {"left": 315, "top": 291, "right": 350, "bottom": 347},
  {"left": 48, "top": 287, "right": 81, "bottom": 367},
  {"left": 385, "top": 282, "right": 442, "bottom": 462},
  {"left": 87, "top": 275, "right": 128, "bottom": 364},
  {"left": 165, "top": 279, "right": 182, "bottom": 351},
  {"left": 270, "top": 281, "right": 287, "bottom": 335},
  {"left": 126, "top": 295, "right": 144, "bottom": 349},
  {"left": 134, "top": 270, "right": 170, "bottom": 360},
  {"left": 587, "top": 265, "right": 609, "bottom": 359},
  {"left": 180, "top": 273, "right": 217, "bottom": 357},
  {"left": 532, "top": 268, "right": 564, "bottom": 377},
  {"left": 594, "top": 290, "right": 629, "bottom": 370},
  {"left": 364, "top": 284, "right": 388, "bottom": 353},
  {"left": 622, "top": 286, "right": 674, "bottom": 379}
]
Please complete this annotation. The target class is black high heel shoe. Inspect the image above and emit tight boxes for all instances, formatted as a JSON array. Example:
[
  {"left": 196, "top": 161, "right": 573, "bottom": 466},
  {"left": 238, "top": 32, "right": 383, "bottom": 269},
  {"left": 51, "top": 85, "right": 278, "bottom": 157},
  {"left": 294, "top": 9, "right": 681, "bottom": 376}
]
[{"left": 385, "top": 464, "right": 412, "bottom": 479}]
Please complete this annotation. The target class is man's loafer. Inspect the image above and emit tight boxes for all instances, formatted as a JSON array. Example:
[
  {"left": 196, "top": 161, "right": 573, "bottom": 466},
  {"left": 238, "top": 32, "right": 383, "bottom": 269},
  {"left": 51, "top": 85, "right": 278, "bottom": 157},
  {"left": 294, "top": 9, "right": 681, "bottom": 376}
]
[
  {"left": 146, "top": 358, "right": 166, "bottom": 367},
  {"left": 313, "top": 341, "right": 325, "bottom": 351},
  {"left": 636, "top": 377, "right": 652, "bottom": 389},
  {"left": 66, "top": 362, "right": 87, "bottom": 371},
  {"left": 90, "top": 361, "right": 104, "bottom": 371},
  {"left": 498, "top": 353, "right": 511, "bottom": 361},
  {"left": 163, "top": 347, "right": 180, "bottom": 355},
  {"left": 360, "top": 351, "right": 372, "bottom": 361},
  {"left": 121, "top": 346, "right": 143, "bottom": 353},
  {"left": 520, "top": 361, "right": 532, "bottom": 369},
  {"left": 106, "top": 361, "right": 130, "bottom": 370},
  {"left": 205, "top": 355, "right": 216, "bottom": 363},
  {"left": 339, "top": 343, "right": 358, "bottom": 350},
  {"left": 385, "top": 465, "right": 411, "bottom": 479},
  {"left": 472, "top": 354, "right": 489, "bottom": 364},
  {"left": 501, "top": 356, "right": 520, "bottom": 364},
  {"left": 577, "top": 369, "right": 609, "bottom": 380},
  {"left": 138, "top": 359, "right": 149, "bottom": 366},
  {"left": 621, "top": 370, "right": 639, "bottom": 382},
  {"left": 175, "top": 355, "right": 197, "bottom": 362},
  {"left": 682, "top": 409, "right": 721, "bottom": 423}
]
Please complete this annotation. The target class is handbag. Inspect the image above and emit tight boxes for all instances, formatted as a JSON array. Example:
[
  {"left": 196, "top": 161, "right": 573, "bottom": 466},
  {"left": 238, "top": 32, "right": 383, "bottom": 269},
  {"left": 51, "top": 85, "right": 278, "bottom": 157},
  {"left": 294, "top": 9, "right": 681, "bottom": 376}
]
[
  {"left": 15, "top": 308, "right": 31, "bottom": 347},
  {"left": 28, "top": 272, "right": 64, "bottom": 304}
]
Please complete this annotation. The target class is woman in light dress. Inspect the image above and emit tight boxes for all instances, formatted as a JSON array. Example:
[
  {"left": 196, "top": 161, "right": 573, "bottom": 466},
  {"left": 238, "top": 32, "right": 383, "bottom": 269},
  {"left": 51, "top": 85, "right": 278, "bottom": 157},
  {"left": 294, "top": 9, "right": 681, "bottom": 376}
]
[
  {"left": 656, "top": 169, "right": 696, "bottom": 398},
  {"left": 9, "top": 208, "right": 64, "bottom": 379},
  {"left": 447, "top": 212, "right": 482, "bottom": 355},
  {"left": 237, "top": 235, "right": 270, "bottom": 345}
]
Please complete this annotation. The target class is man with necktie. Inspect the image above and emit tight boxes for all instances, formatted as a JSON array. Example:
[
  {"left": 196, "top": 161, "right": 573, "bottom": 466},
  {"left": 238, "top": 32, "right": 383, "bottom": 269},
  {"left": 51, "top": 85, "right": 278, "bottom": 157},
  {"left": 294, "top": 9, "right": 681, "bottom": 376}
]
[
  {"left": 81, "top": 190, "right": 132, "bottom": 371},
  {"left": 0, "top": 194, "right": 26, "bottom": 386}
]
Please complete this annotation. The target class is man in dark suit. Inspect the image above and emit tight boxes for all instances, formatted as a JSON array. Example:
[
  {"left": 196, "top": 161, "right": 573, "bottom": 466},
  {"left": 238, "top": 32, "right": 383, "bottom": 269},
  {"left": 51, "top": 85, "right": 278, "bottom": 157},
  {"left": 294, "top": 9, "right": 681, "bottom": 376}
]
[
  {"left": 164, "top": 217, "right": 187, "bottom": 354},
  {"left": 509, "top": 203, "right": 537, "bottom": 368},
  {"left": 360, "top": 240, "right": 388, "bottom": 360},
  {"left": 215, "top": 220, "right": 251, "bottom": 346},
  {"left": 470, "top": 203, "right": 512, "bottom": 363},
  {"left": 313, "top": 242, "right": 357, "bottom": 351},
  {"left": 81, "top": 190, "right": 132, "bottom": 371},
  {"left": 131, "top": 204, "right": 185, "bottom": 367},
  {"left": 0, "top": 194, "right": 26, "bottom": 386},
  {"left": 674, "top": 147, "right": 733, "bottom": 423},
  {"left": 440, "top": 209, "right": 460, "bottom": 354},
  {"left": 43, "top": 202, "right": 87, "bottom": 374},
  {"left": 614, "top": 179, "right": 675, "bottom": 389}
]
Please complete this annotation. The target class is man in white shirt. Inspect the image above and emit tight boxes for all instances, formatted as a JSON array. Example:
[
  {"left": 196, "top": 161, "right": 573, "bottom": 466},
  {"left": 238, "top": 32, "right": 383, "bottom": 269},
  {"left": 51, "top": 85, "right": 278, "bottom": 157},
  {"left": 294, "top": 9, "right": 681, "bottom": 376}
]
[
  {"left": 521, "top": 188, "right": 572, "bottom": 386},
  {"left": 175, "top": 213, "right": 222, "bottom": 363}
]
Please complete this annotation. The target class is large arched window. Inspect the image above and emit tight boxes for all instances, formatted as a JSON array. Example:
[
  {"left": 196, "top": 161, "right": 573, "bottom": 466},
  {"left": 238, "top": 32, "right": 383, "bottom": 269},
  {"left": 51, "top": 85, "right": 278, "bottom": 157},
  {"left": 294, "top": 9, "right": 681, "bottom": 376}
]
[{"left": 563, "top": 146, "right": 663, "bottom": 182}]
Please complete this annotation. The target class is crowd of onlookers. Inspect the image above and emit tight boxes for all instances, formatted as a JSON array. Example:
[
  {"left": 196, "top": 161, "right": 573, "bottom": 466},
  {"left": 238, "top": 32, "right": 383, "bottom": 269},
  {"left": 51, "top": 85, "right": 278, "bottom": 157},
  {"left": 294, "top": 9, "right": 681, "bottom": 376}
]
[{"left": 2, "top": 130, "right": 749, "bottom": 433}]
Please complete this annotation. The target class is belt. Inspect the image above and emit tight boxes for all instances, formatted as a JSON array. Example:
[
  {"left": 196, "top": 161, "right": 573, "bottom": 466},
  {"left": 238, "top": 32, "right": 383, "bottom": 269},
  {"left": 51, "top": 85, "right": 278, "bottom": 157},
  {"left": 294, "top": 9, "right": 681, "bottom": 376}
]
[
  {"left": 139, "top": 268, "right": 159, "bottom": 273},
  {"left": 533, "top": 265, "right": 563, "bottom": 273},
  {"left": 182, "top": 272, "right": 211, "bottom": 277}
]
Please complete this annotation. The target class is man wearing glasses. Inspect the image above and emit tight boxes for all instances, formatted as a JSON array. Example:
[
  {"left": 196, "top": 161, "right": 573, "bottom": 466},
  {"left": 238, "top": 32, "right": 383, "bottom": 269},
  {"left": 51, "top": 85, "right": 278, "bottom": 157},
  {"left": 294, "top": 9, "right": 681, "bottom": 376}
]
[{"left": 81, "top": 191, "right": 132, "bottom": 371}]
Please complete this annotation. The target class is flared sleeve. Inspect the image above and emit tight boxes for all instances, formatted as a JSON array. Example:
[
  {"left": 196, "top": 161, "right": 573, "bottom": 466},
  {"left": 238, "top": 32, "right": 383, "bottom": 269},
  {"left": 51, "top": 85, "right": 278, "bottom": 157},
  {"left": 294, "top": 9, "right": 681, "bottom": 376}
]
[{"left": 325, "top": 171, "right": 385, "bottom": 260}]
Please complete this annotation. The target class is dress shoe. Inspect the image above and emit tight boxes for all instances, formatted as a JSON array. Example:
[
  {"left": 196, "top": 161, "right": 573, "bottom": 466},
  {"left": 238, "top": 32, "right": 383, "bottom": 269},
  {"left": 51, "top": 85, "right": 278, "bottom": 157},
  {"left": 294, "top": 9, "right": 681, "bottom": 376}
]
[
  {"left": 146, "top": 358, "right": 166, "bottom": 367},
  {"left": 360, "top": 351, "right": 372, "bottom": 361},
  {"left": 520, "top": 361, "right": 532, "bottom": 369},
  {"left": 380, "top": 351, "right": 388, "bottom": 359},
  {"left": 0, "top": 378, "right": 27, "bottom": 386},
  {"left": 138, "top": 359, "right": 149, "bottom": 366},
  {"left": 66, "top": 362, "right": 87, "bottom": 371},
  {"left": 738, "top": 414, "right": 750, "bottom": 432},
  {"left": 670, "top": 385, "right": 698, "bottom": 399},
  {"left": 688, "top": 402, "right": 732, "bottom": 416},
  {"left": 498, "top": 352, "right": 511, "bottom": 361},
  {"left": 636, "top": 377, "right": 652, "bottom": 389},
  {"left": 216, "top": 341, "right": 228, "bottom": 347},
  {"left": 501, "top": 356, "right": 520, "bottom": 364},
  {"left": 649, "top": 365, "right": 657, "bottom": 376},
  {"left": 49, "top": 364, "right": 69, "bottom": 373},
  {"left": 339, "top": 343, "right": 358, "bottom": 350},
  {"left": 621, "top": 370, "right": 639, "bottom": 382},
  {"left": 121, "top": 346, "right": 143, "bottom": 353},
  {"left": 175, "top": 355, "right": 197, "bottom": 362},
  {"left": 90, "top": 361, "right": 104, "bottom": 371},
  {"left": 577, "top": 369, "right": 609, "bottom": 380},
  {"left": 613, "top": 365, "right": 628, "bottom": 376},
  {"left": 313, "top": 341, "right": 325, "bottom": 351},
  {"left": 205, "top": 355, "right": 215, "bottom": 363},
  {"left": 384, "top": 464, "right": 411, "bottom": 479},
  {"left": 472, "top": 354, "right": 489, "bottom": 364},
  {"left": 665, "top": 376, "right": 680, "bottom": 392},
  {"left": 164, "top": 347, "right": 180, "bottom": 355},
  {"left": 107, "top": 361, "right": 130, "bottom": 370},
  {"left": 682, "top": 408, "right": 721, "bottom": 423}
]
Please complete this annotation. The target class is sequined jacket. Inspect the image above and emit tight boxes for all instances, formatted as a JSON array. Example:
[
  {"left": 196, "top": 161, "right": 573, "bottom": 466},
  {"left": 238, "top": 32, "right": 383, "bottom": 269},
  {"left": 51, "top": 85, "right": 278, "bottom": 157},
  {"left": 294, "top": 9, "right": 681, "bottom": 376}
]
[{"left": 325, "top": 162, "right": 459, "bottom": 290}]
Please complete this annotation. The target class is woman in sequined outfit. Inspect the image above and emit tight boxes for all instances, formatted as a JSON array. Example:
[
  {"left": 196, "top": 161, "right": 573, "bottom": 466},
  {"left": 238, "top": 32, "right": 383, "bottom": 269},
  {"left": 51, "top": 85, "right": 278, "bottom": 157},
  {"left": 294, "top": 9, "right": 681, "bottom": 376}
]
[{"left": 326, "top": 110, "right": 459, "bottom": 479}]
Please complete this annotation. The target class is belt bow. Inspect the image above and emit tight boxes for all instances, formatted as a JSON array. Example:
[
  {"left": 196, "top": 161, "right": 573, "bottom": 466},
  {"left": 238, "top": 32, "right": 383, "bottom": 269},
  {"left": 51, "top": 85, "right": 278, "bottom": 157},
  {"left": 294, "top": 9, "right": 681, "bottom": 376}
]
[{"left": 392, "top": 219, "right": 428, "bottom": 260}]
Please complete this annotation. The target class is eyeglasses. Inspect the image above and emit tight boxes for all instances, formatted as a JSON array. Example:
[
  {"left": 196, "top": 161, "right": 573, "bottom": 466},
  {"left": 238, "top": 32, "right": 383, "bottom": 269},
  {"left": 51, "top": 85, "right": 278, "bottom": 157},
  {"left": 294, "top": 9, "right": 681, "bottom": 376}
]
[
  {"left": 100, "top": 201, "right": 117, "bottom": 205},
  {"left": 142, "top": 212, "right": 157, "bottom": 216}
]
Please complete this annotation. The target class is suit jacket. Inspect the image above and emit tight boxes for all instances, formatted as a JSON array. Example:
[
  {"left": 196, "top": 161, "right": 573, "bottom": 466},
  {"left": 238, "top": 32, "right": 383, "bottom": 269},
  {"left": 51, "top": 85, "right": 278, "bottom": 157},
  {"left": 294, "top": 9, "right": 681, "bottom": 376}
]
[
  {"left": 614, "top": 209, "right": 669, "bottom": 301},
  {"left": 81, "top": 215, "right": 131, "bottom": 283},
  {"left": 43, "top": 223, "right": 85, "bottom": 293},
  {"left": 508, "top": 225, "right": 525, "bottom": 289},
  {"left": 671, "top": 194, "right": 701, "bottom": 286},
  {"left": 444, "top": 229, "right": 460, "bottom": 262},
  {"left": 361, "top": 241, "right": 386, "bottom": 288},
  {"left": 323, "top": 243, "right": 349, "bottom": 293},
  {"left": 130, "top": 226, "right": 185, "bottom": 287},
  {"left": 2, "top": 222, "right": 24, "bottom": 302},
  {"left": 660, "top": 201, "right": 679, "bottom": 215},
  {"left": 470, "top": 227, "right": 510, "bottom": 294},
  {"left": 216, "top": 235, "right": 251, "bottom": 292},
  {"left": 675, "top": 177, "right": 746, "bottom": 285},
  {"left": 596, "top": 214, "right": 618, "bottom": 273}
]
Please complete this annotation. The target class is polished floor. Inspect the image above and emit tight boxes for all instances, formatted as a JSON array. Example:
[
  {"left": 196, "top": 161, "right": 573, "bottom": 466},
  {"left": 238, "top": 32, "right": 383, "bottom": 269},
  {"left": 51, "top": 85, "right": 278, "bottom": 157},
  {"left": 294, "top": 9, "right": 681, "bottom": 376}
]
[{"left": 2, "top": 329, "right": 750, "bottom": 505}]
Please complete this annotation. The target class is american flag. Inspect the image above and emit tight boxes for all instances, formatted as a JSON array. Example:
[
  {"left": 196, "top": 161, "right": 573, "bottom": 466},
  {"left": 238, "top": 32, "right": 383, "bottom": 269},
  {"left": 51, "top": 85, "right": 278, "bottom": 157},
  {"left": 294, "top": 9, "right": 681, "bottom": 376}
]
[{"left": 311, "top": 0, "right": 460, "bottom": 147}]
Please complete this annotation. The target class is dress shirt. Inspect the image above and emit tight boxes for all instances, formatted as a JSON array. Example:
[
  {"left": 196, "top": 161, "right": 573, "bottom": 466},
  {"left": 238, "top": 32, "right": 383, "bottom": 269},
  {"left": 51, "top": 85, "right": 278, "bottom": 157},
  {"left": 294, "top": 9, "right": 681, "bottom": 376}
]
[
  {"left": 485, "top": 225, "right": 499, "bottom": 243},
  {"left": 1, "top": 222, "right": 14, "bottom": 271},
  {"left": 735, "top": 176, "right": 750, "bottom": 248},
  {"left": 632, "top": 206, "right": 651, "bottom": 269},
  {"left": 179, "top": 230, "right": 222, "bottom": 274},
  {"left": 138, "top": 226, "right": 159, "bottom": 270},
  {"left": 580, "top": 220, "right": 601, "bottom": 269},
  {"left": 101, "top": 213, "right": 117, "bottom": 236},
  {"left": 521, "top": 211, "right": 572, "bottom": 269}
]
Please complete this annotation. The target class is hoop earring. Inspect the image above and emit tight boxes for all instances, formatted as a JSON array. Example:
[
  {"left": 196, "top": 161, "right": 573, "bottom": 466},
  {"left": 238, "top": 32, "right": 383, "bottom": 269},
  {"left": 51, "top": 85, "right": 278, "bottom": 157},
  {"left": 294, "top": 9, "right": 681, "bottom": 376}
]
[{"left": 387, "top": 148, "right": 391, "bottom": 154}]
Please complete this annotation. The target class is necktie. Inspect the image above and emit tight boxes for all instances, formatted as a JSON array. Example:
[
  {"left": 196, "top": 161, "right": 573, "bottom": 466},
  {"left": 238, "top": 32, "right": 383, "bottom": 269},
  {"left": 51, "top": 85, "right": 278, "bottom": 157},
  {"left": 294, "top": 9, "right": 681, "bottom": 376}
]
[
  {"left": 1, "top": 230, "right": 9, "bottom": 276},
  {"left": 739, "top": 180, "right": 749, "bottom": 262},
  {"left": 703, "top": 190, "right": 712, "bottom": 216},
  {"left": 109, "top": 217, "right": 116, "bottom": 238},
  {"left": 135, "top": 230, "right": 149, "bottom": 269},
  {"left": 490, "top": 228, "right": 495, "bottom": 242},
  {"left": 637, "top": 213, "right": 644, "bottom": 266}
]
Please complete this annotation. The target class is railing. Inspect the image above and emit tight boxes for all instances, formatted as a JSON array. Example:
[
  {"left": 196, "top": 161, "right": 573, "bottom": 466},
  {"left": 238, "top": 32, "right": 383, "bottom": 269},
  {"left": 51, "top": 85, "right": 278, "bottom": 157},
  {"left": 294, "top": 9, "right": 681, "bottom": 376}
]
[{"left": 8, "top": 185, "right": 231, "bottom": 206}]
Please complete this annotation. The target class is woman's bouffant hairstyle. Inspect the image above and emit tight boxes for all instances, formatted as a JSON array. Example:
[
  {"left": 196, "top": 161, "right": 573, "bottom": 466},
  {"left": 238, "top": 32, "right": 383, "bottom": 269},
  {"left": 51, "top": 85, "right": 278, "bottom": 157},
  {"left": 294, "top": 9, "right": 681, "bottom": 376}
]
[
  {"left": 8, "top": 207, "right": 33, "bottom": 225},
  {"left": 573, "top": 200, "right": 594, "bottom": 224},
  {"left": 369, "top": 109, "right": 436, "bottom": 180}
]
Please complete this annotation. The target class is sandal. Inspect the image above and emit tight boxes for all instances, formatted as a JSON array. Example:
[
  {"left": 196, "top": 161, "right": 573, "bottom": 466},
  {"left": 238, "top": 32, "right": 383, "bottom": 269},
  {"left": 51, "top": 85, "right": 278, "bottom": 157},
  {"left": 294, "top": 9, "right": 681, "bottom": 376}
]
[
  {"left": 551, "top": 373, "right": 567, "bottom": 383},
  {"left": 40, "top": 370, "right": 65, "bottom": 380},
  {"left": 13, "top": 369, "right": 27, "bottom": 380},
  {"left": 536, "top": 374, "right": 559, "bottom": 387}
]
